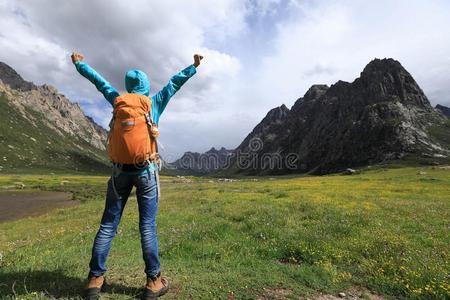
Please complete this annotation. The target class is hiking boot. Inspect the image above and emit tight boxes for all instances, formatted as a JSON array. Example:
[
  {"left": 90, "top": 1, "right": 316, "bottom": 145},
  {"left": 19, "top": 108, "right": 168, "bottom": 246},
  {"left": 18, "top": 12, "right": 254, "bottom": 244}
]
[
  {"left": 84, "top": 275, "right": 105, "bottom": 300},
  {"left": 143, "top": 272, "right": 170, "bottom": 300}
]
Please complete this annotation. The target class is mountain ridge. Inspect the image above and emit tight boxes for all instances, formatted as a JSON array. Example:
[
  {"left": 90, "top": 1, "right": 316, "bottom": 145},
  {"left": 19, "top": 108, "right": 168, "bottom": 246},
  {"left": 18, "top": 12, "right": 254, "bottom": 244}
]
[
  {"left": 0, "top": 61, "right": 36, "bottom": 91},
  {"left": 436, "top": 104, "right": 450, "bottom": 117},
  {"left": 0, "top": 61, "right": 110, "bottom": 173},
  {"left": 169, "top": 146, "right": 234, "bottom": 175}
]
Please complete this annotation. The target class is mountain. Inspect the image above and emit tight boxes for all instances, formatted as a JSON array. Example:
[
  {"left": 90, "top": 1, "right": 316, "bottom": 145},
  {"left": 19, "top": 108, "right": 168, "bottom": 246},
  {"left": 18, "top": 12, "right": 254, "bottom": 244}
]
[
  {"left": 0, "top": 61, "right": 110, "bottom": 174},
  {"left": 0, "top": 62, "right": 36, "bottom": 91},
  {"left": 222, "top": 58, "right": 449, "bottom": 175},
  {"left": 168, "top": 147, "right": 234, "bottom": 175},
  {"left": 236, "top": 104, "right": 290, "bottom": 153},
  {"left": 436, "top": 104, "right": 450, "bottom": 117}
]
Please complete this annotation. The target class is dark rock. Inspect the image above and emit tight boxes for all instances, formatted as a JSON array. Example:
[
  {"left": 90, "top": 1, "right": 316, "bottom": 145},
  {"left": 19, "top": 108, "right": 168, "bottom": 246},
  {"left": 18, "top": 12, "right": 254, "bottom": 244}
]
[
  {"left": 343, "top": 168, "right": 356, "bottom": 175},
  {"left": 436, "top": 104, "right": 450, "bottom": 117},
  {"left": 0, "top": 61, "right": 36, "bottom": 91}
]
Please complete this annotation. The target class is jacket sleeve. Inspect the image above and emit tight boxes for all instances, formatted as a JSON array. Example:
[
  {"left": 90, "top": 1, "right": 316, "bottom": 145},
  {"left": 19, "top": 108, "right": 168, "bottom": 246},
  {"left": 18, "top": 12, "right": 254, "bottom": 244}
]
[
  {"left": 151, "top": 64, "right": 197, "bottom": 123},
  {"left": 74, "top": 61, "right": 119, "bottom": 105}
]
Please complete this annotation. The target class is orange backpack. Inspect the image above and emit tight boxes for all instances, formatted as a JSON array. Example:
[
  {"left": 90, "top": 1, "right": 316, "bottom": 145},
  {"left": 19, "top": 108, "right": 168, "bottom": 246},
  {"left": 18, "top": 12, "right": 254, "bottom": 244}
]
[{"left": 108, "top": 93, "right": 159, "bottom": 165}]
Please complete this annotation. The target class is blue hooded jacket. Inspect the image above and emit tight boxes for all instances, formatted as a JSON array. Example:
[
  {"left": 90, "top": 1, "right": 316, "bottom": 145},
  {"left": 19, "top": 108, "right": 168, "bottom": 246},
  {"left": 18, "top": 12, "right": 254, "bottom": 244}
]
[
  {"left": 74, "top": 61, "right": 197, "bottom": 172},
  {"left": 75, "top": 62, "right": 196, "bottom": 125},
  {"left": 125, "top": 69, "right": 150, "bottom": 97}
]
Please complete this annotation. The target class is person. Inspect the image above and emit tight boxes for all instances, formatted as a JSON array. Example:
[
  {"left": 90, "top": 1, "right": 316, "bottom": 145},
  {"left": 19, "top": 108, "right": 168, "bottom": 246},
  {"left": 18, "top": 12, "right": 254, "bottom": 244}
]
[{"left": 71, "top": 51, "right": 203, "bottom": 299}]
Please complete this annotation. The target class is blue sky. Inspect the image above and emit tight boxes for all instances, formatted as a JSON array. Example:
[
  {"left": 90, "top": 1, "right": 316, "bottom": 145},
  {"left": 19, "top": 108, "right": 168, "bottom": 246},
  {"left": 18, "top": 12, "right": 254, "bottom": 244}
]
[{"left": 1, "top": 0, "right": 450, "bottom": 159}]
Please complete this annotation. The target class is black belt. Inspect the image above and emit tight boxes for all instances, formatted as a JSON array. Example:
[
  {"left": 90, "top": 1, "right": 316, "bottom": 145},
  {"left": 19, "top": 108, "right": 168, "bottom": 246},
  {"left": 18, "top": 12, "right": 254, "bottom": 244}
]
[{"left": 114, "top": 161, "right": 150, "bottom": 172}]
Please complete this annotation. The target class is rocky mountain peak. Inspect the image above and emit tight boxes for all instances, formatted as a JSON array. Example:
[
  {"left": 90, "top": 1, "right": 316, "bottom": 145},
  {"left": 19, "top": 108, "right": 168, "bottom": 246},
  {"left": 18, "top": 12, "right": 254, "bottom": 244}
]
[
  {"left": 205, "top": 146, "right": 233, "bottom": 155},
  {"left": 361, "top": 58, "right": 404, "bottom": 75},
  {"left": 303, "top": 84, "right": 329, "bottom": 100},
  {"left": 41, "top": 84, "right": 59, "bottom": 94},
  {"left": 171, "top": 146, "right": 235, "bottom": 175},
  {"left": 263, "top": 104, "right": 290, "bottom": 123},
  {"left": 358, "top": 58, "right": 431, "bottom": 108},
  {"left": 0, "top": 61, "right": 36, "bottom": 91},
  {"left": 436, "top": 104, "right": 450, "bottom": 117}
]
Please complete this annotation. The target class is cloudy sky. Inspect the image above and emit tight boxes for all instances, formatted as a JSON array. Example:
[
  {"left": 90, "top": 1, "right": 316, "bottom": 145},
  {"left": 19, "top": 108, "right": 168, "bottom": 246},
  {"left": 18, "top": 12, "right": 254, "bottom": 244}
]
[{"left": 1, "top": 0, "right": 450, "bottom": 160}]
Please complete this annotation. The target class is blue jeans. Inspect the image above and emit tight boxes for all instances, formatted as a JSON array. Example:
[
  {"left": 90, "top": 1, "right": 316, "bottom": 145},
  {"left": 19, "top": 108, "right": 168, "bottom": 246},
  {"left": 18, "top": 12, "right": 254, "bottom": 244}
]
[{"left": 89, "top": 169, "right": 160, "bottom": 277}]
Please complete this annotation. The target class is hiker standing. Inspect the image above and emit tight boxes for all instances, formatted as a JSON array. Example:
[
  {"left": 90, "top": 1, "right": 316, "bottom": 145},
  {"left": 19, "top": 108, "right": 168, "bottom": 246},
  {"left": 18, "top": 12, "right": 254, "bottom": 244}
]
[{"left": 71, "top": 52, "right": 203, "bottom": 299}]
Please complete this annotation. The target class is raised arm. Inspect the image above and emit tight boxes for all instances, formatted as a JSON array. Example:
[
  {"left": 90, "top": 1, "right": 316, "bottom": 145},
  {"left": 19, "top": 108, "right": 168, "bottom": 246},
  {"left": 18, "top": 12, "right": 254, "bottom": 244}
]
[
  {"left": 71, "top": 52, "right": 119, "bottom": 106},
  {"left": 151, "top": 54, "right": 203, "bottom": 124}
]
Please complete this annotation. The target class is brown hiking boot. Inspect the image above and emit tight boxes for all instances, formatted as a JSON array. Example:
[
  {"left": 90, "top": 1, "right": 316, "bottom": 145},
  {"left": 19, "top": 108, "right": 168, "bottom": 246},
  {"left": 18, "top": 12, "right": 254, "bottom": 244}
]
[
  {"left": 84, "top": 275, "right": 105, "bottom": 300},
  {"left": 143, "top": 272, "right": 170, "bottom": 299}
]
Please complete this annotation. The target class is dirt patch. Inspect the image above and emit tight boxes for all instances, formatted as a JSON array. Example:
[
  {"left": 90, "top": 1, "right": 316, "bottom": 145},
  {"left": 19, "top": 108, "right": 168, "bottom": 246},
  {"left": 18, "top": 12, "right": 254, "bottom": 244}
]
[
  {"left": 258, "top": 288, "right": 293, "bottom": 299},
  {"left": 309, "top": 287, "right": 386, "bottom": 300},
  {"left": 258, "top": 287, "right": 386, "bottom": 300},
  {"left": 0, "top": 190, "right": 76, "bottom": 222}
]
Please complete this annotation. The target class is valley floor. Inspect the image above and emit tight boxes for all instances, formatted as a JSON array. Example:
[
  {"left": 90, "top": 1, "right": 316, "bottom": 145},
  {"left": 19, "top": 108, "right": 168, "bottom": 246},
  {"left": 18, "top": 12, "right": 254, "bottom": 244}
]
[{"left": 0, "top": 167, "right": 449, "bottom": 299}]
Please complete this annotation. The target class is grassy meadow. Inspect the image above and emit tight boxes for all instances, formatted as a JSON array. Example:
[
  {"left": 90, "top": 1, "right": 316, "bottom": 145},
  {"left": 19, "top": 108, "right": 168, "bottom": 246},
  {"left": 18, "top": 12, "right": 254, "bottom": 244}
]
[{"left": 0, "top": 167, "right": 449, "bottom": 299}]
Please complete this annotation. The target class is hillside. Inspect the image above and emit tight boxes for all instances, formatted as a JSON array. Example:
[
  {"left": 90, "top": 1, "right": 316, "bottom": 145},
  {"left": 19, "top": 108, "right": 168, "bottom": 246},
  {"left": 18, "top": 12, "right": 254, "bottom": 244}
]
[{"left": 0, "top": 62, "right": 110, "bottom": 174}]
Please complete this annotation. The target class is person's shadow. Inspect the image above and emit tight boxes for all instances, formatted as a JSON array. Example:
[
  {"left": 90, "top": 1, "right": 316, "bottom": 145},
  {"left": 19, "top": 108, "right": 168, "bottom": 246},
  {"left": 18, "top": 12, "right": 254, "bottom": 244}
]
[{"left": 0, "top": 270, "right": 142, "bottom": 299}]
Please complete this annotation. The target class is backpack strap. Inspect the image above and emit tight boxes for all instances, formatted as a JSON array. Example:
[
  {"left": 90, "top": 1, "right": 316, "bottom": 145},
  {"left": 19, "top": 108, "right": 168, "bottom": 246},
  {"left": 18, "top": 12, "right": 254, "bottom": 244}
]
[
  {"left": 107, "top": 98, "right": 118, "bottom": 147},
  {"left": 144, "top": 112, "right": 153, "bottom": 126},
  {"left": 144, "top": 112, "right": 162, "bottom": 170},
  {"left": 106, "top": 114, "right": 115, "bottom": 148}
]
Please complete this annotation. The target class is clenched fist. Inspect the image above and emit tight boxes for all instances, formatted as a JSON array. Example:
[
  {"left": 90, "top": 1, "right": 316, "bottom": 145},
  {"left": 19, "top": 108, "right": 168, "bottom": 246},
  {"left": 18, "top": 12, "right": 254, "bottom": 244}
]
[
  {"left": 193, "top": 54, "right": 203, "bottom": 67},
  {"left": 71, "top": 52, "right": 84, "bottom": 64}
]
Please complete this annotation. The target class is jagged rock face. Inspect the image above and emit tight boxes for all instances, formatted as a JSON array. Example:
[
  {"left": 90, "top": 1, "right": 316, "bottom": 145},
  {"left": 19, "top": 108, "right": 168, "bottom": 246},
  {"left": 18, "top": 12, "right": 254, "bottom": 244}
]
[
  {"left": 436, "top": 104, "right": 450, "bottom": 117},
  {"left": 0, "top": 62, "right": 36, "bottom": 91},
  {"left": 236, "top": 104, "right": 290, "bottom": 152},
  {"left": 25, "top": 84, "right": 108, "bottom": 150},
  {"left": 229, "top": 58, "right": 449, "bottom": 175},
  {"left": 0, "top": 62, "right": 108, "bottom": 150},
  {"left": 0, "top": 61, "right": 110, "bottom": 173},
  {"left": 171, "top": 147, "right": 234, "bottom": 174}
]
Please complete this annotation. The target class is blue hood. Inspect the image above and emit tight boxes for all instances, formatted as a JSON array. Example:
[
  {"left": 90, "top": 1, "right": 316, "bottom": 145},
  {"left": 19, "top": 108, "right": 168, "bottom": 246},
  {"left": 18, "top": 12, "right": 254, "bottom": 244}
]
[{"left": 125, "top": 69, "right": 150, "bottom": 96}]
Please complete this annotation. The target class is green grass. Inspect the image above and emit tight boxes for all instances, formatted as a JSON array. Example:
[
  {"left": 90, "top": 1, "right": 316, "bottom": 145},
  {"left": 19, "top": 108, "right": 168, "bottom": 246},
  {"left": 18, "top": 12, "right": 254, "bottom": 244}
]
[{"left": 0, "top": 167, "right": 449, "bottom": 299}]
